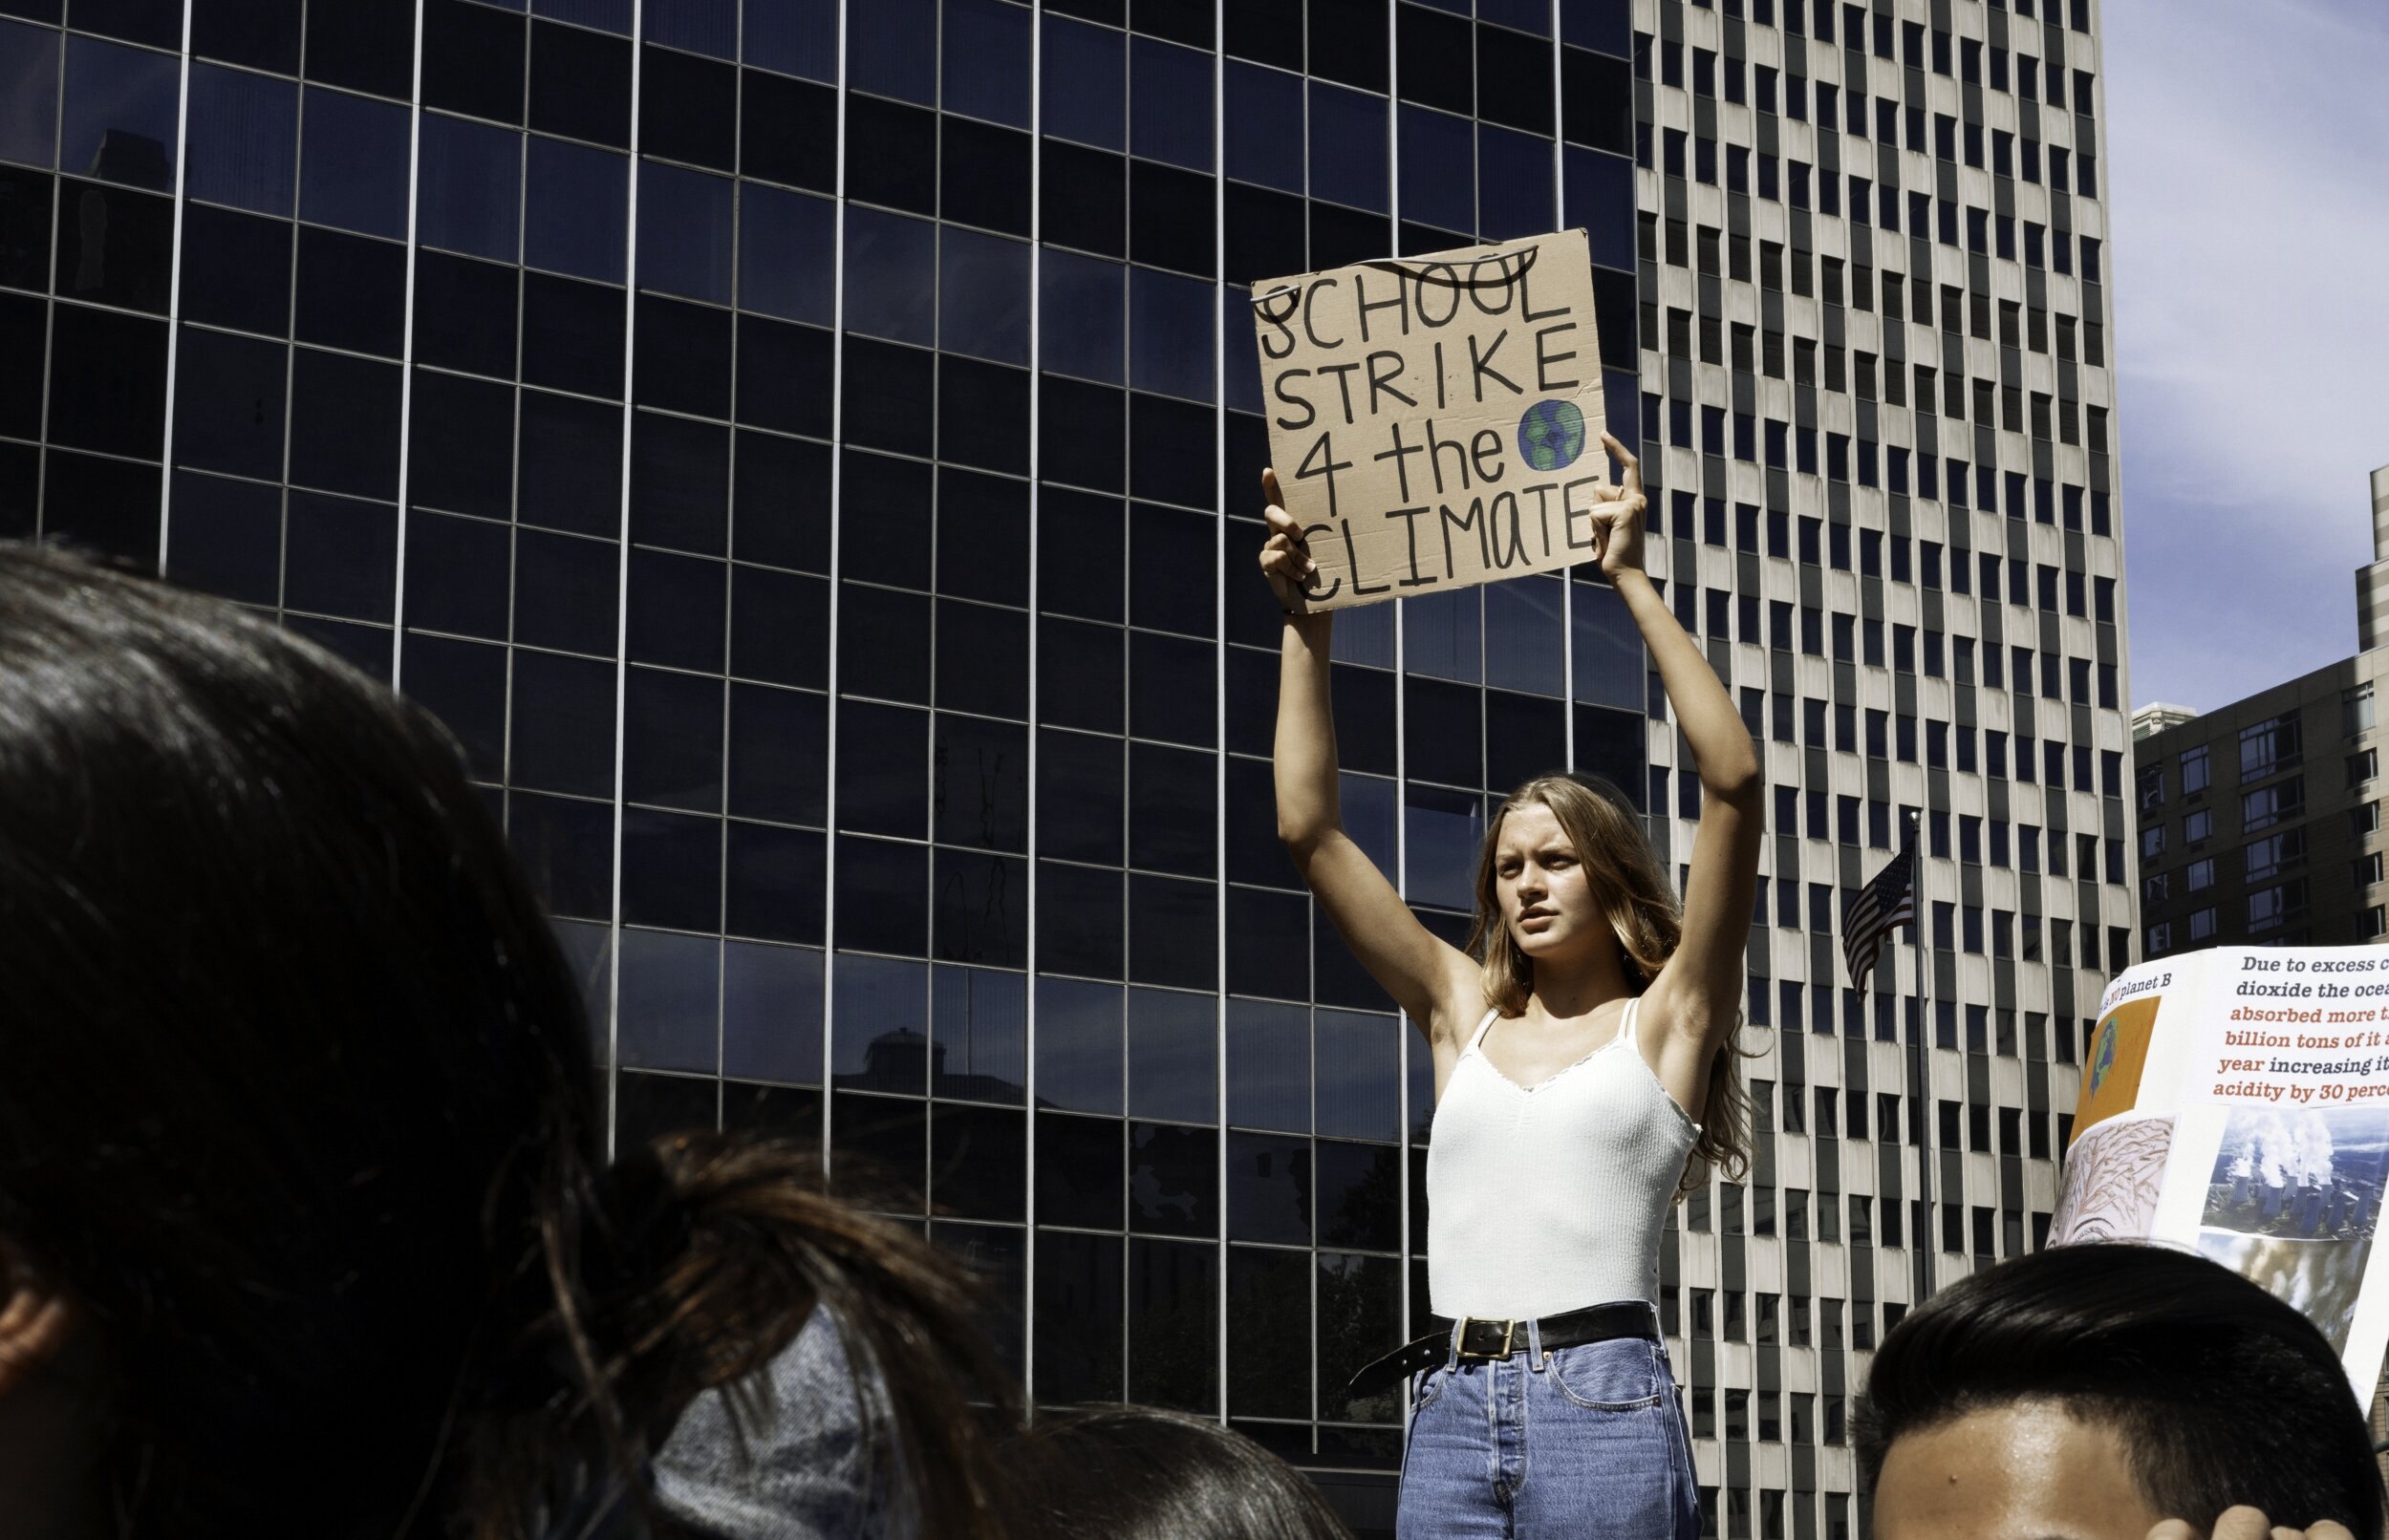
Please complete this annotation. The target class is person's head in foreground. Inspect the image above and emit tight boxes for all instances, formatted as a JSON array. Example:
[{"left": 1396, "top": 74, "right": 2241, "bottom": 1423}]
[
  {"left": 1858, "top": 1241, "right": 2385, "bottom": 1540},
  {"left": 1466, "top": 769, "right": 1753, "bottom": 1187},
  {"left": 0, "top": 544, "right": 1012, "bottom": 1539},
  {"left": 1001, "top": 1405, "right": 1354, "bottom": 1539}
]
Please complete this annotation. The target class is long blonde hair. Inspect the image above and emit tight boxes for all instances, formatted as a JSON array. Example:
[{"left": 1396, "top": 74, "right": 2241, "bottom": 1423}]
[{"left": 1462, "top": 773, "right": 1753, "bottom": 1196}]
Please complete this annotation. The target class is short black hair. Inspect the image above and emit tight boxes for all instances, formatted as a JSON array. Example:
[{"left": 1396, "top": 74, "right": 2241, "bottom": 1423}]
[
  {"left": 1856, "top": 1243, "right": 2385, "bottom": 1537},
  {"left": 1002, "top": 1405, "right": 1354, "bottom": 1539}
]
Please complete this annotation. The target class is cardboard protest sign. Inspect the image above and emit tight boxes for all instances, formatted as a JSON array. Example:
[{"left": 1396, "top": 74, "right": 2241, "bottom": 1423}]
[
  {"left": 2050, "top": 945, "right": 2389, "bottom": 1393},
  {"left": 1250, "top": 229, "right": 1608, "bottom": 612}
]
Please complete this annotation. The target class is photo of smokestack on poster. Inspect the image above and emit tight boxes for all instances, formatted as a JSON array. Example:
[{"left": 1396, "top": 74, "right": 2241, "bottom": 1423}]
[
  {"left": 2193, "top": 1106, "right": 2389, "bottom": 1353},
  {"left": 2048, "top": 946, "right": 2389, "bottom": 1389}
]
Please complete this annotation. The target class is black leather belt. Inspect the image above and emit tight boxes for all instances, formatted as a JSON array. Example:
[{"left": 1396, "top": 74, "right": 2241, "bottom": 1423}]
[{"left": 1345, "top": 1301, "right": 1660, "bottom": 1402}]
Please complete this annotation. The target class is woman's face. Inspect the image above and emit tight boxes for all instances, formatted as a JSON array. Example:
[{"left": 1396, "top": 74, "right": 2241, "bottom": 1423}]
[{"left": 1493, "top": 802, "right": 1603, "bottom": 959}]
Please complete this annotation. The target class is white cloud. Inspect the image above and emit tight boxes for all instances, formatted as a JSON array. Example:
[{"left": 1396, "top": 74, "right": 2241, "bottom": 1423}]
[{"left": 2105, "top": 0, "right": 2389, "bottom": 711}]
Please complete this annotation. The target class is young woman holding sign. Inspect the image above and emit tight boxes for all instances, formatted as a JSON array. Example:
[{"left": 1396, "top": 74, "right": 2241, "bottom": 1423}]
[{"left": 1259, "top": 432, "right": 1760, "bottom": 1539}]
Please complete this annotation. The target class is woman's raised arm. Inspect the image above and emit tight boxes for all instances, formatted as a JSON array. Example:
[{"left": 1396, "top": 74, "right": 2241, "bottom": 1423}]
[
  {"left": 1582, "top": 436, "right": 1764, "bottom": 1062},
  {"left": 1261, "top": 470, "right": 1475, "bottom": 1042}
]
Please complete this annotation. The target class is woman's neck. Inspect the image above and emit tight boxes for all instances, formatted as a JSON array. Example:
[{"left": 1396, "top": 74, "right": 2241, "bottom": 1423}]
[{"left": 1526, "top": 945, "right": 1637, "bottom": 1021}]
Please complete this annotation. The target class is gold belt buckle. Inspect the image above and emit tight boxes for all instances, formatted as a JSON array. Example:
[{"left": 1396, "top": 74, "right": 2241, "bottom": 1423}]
[{"left": 1456, "top": 1315, "right": 1517, "bottom": 1360}]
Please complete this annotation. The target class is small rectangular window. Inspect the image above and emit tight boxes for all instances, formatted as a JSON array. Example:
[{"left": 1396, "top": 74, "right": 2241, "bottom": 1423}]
[
  {"left": 2240, "top": 713, "right": 2305, "bottom": 780},
  {"left": 2137, "top": 762, "right": 2165, "bottom": 812},
  {"left": 2242, "top": 779, "right": 2307, "bottom": 833}
]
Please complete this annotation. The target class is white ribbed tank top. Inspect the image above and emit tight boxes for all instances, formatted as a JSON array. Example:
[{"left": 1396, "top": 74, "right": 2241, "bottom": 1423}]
[{"left": 1427, "top": 997, "right": 1700, "bottom": 1320}]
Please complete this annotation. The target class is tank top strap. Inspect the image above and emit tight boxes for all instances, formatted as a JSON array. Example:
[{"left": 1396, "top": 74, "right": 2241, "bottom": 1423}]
[
  {"left": 1620, "top": 995, "right": 1642, "bottom": 1050},
  {"left": 1462, "top": 1007, "right": 1500, "bottom": 1056}
]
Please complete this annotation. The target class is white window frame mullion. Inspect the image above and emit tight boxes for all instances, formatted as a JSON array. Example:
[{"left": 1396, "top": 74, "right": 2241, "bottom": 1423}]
[
  {"left": 153, "top": 0, "right": 197, "bottom": 575},
  {"left": 605, "top": 1, "right": 649, "bottom": 1157}
]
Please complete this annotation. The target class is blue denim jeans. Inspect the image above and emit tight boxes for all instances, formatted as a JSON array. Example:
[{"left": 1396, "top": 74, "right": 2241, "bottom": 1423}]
[{"left": 1397, "top": 1326, "right": 1701, "bottom": 1539}]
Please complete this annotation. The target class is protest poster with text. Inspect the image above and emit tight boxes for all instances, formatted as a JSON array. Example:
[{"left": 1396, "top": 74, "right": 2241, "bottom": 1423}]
[
  {"left": 2050, "top": 944, "right": 2389, "bottom": 1394},
  {"left": 1250, "top": 229, "right": 1609, "bottom": 612}
]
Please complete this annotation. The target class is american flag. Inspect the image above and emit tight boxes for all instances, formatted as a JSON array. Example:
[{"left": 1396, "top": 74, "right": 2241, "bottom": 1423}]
[{"left": 1842, "top": 823, "right": 1918, "bottom": 990}]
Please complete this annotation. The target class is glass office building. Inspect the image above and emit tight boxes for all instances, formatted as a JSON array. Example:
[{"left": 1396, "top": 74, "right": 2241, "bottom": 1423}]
[{"left": 0, "top": 0, "right": 2120, "bottom": 1531}]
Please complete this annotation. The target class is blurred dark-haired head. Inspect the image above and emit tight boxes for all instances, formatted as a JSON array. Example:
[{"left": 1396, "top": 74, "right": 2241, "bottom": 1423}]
[
  {"left": 1001, "top": 1405, "right": 1354, "bottom": 1540},
  {"left": 1857, "top": 1241, "right": 2384, "bottom": 1539},
  {"left": 0, "top": 544, "right": 1011, "bottom": 1538}
]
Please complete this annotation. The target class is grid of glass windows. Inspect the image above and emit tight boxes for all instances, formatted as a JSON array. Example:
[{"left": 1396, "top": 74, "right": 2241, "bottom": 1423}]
[{"left": 0, "top": 0, "right": 1652, "bottom": 1528}]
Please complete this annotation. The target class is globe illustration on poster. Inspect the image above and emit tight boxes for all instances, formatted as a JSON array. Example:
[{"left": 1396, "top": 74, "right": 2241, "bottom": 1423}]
[
  {"left": 2089, "top": 1015, "right": 2120, "bottom": 1095},
  {"left": 1517, "top": 398, "right": 1587, "bottom": 473}
]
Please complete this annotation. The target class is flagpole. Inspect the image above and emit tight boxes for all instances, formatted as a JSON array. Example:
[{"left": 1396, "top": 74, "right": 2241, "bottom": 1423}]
[{"left": 1907, "top": 808, "right": 1936, "bottom": 1300}]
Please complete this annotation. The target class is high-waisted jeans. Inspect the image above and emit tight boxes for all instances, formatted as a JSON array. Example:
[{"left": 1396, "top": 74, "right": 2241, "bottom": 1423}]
[{"left": 1397, "top": 1325, "right": 1701, "bottom": 1539}]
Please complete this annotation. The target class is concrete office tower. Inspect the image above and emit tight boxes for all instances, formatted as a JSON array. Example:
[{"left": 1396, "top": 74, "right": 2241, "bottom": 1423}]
[
  {"left": 2137, "top": 465, "right": 2389, "bottom": 961},
  {"left": 0, "top": 0, "right": 2115, "bottom": 1532},
  {"left": 1636, "top": 2, "right": 2116, "bottom": 1531}
]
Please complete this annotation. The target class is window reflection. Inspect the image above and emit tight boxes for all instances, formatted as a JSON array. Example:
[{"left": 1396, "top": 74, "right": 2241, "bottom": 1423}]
[
  {"left": 0, "top": 21, "right": 61, "bottom": 171},
  {"left": 1130, "top": 34, "right": 1213, "bottom": 173},
  {"left": 1129, "top": 1235, "right": 1217, "bottom": 1411},
  {"left": 1229, "top": 1130, "right": 1311, "bottom": 1245},
  {"left": 842, "top": 204, "right": 936, "bottom": 346},
  {"left": 638, "top": 161, "right": 734, "bottom": 304},
  {"left": 418, "top": 112, "right": 522, "bottom": 262},
  {"left": 297, "top": 87, "right": 412, "bottom": 240},
  {"left": 1329, "top": 602, "right": 1396, "bottom": 669},
  {"left": 1404, "top": 784, "right": 1485, "bottom": 911},
  {"left": 1486, "top": 574, "right": 1565, "bottom": 696},
  {"left": 1040, "top": 246, "right": 1125, "bottom": 384},
  {"left": 1036, "top": 974, "right": 1124, "bottom": 1115},
  {"left": 646, "top": 0, "right": 737, "bottom": 60},
  {"left": 1307, "top": 80, "right": 1386, "bottom": 213},
  {"left": 830, "top": 952, "right": 930, "bottom": 1088},
  {"left": 1223, "top": 60, "right": 1302, "bottom": 195},
  {"left": 1315, "top": 1011, "right": 1399, "bottom": 1142},
  {"left": 1226, "top": 997, "right": 1310, "bottom": 1133},
  {"left": 1477, "top": 122, "right": 1555, "bottom": 238},
  {"left": 930, "top": 964, "right": 1025, "bottom": 1102},
  {"left": 1571, "top": 577, "right": 1644, "bottom": 711},
  {"left": 722, "top": 939, "right": 825, "bottom": 1086},
  {"left": 618, "top": 927, "right": 721, "bottom": 1074},
  {"left": 736, "top": 181, "right": 834, "bottom": 324},
  {"left": 1405, "top": 588, "right": 1482, "bottom": 684},
  {"left": 1128, "top": 266, "right": 1215, "bottom": 403},
  {"left": 1041, "top": 15, "right": 1123, "bottom": 152},
  {"left": 1399, "top": 105, "right": 1475, "bottom": 235},
  {"left": 937, "top": 225, "right": 1029, "bottom": 365},
  {"left": 742, "top": 0, "right": 837, "bottom": 83},
  {"left": 525, "top": 134, "right": 627, "bottom": 283},
  {"left": 184, "top": 63, "right": 295, "bottom": 216},
  {"left": 62, "top": 34, "right": 178, "bottom": 192},
  {"left": 1130, "top": 1123, "right": 1217, "bottom": 1236},
  {"left": 1129, "top": 986, "right": 1216, "bottom": 1123},
  {"left": 847, "top": 0, "right": 935, "bottom": 105},
  {"left": 941, "top": 0, "right": 1030, "bottom": 129}
]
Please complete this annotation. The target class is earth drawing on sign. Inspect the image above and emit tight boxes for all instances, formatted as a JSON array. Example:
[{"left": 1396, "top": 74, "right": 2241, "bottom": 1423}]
[{"left": 1517, "top": 398, "right": 1587, "bottom": 473}]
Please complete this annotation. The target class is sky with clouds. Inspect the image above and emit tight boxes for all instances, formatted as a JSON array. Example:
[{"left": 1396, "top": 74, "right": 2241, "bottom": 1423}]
[{"left": 2103, "top": 0, "right": 2389, "bottom": 714}]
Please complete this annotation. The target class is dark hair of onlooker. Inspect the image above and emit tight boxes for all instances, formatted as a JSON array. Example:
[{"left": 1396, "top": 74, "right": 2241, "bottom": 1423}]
[
  {"left": 1000, "top": 1405, "right": 1355, "bottom": 1539},
  {"left": 0, "top": 544, "right": 1015, "bottom": 1537},
  {"left": 1854, "top": 1241, "right": 2385, "bottom": 1538}
]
